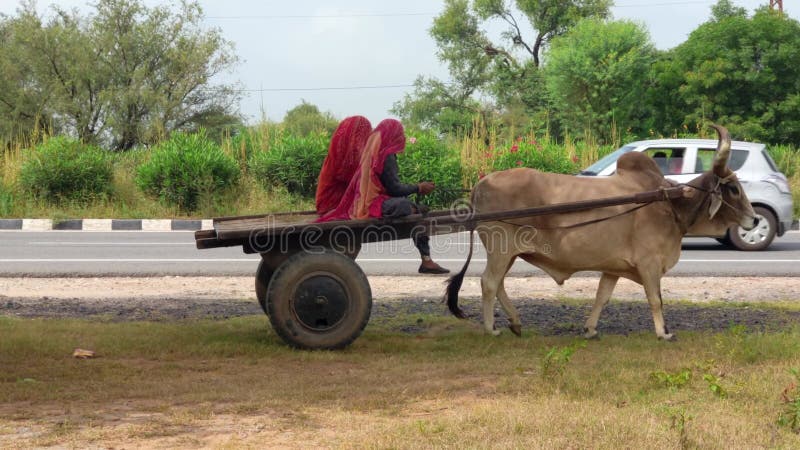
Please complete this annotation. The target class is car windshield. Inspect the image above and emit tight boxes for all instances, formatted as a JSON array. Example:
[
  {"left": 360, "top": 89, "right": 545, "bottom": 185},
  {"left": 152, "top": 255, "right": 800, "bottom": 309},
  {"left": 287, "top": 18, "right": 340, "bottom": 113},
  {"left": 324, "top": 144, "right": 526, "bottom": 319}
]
[{"left": 579, "top": 145, "right": 636, "bottom": 175}]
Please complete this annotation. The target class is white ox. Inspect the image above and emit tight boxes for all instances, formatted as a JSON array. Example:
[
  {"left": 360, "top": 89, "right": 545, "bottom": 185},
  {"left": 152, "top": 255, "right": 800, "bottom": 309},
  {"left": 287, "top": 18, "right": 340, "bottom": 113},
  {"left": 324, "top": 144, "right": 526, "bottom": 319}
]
[{"left": 445, "top": 125, "right": 755, "bottom": 340}]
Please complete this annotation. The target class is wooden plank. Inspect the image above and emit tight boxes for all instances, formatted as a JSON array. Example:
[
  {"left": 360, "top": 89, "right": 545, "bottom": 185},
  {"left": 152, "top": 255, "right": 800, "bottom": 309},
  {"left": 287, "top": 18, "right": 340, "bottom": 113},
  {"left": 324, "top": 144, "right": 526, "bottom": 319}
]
[
  {"left": 194, "top": 229, "right": 216, "bottom": 240},
  {"left": 213, "top": 210, "right": 316, "bottom": 225}
]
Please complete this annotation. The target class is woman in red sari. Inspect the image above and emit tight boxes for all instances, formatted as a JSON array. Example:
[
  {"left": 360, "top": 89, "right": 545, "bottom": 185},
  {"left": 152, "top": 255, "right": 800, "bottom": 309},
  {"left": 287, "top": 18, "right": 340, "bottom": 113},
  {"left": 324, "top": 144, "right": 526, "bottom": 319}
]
[
  {"left": 315, "top": 116, "right": 372, "bottom": 216},
  {"left": 318, "top": 119, "right": 448, "bottom": 274}
]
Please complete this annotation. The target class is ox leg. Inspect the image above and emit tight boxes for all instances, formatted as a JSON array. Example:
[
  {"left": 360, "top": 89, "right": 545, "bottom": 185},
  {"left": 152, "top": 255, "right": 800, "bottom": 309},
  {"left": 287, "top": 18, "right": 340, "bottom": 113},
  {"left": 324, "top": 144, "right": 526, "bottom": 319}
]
[
  {"left": 583, "top": 273, "right": 619, "bottom": 339},
  {"left": 481, "top": 253, "right": 515, "bottom": 336},
  {"left": 642, "top": 275, "right": 674, "bottom": 341},
  {"left": 496, "top": 271, "right": 522, "bottom": 337}
]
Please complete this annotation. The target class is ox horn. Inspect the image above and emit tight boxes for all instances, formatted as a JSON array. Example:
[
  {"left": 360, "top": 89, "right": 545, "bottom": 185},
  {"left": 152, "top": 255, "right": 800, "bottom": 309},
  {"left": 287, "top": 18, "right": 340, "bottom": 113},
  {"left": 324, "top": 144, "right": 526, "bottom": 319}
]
[{"left": 710, "top": 124, "right": 732, "bottom": 177}]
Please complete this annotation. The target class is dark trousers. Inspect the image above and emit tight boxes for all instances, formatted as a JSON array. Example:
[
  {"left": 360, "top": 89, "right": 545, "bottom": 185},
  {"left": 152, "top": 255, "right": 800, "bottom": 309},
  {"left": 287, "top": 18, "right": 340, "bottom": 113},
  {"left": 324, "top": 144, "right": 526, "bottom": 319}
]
[{"left": 381, "top": 197, "right": 430, "bottom": 257}]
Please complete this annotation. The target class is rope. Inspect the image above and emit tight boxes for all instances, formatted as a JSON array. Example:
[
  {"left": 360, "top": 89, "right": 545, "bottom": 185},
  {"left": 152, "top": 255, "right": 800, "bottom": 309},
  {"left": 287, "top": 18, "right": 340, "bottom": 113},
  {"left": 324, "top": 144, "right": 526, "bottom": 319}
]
[{"left": 496, "top": 202, "right": 652, "bottom": 230}]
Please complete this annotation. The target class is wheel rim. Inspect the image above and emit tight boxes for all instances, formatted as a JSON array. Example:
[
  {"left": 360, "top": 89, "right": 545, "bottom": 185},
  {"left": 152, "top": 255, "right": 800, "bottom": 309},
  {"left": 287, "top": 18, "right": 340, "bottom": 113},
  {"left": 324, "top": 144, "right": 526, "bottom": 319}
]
[
  {"left": 737, "top": 213, "right": 770, "bottom": 245},
  {"left": 290, "top": 272, "right": 349, "bottom": 331}
]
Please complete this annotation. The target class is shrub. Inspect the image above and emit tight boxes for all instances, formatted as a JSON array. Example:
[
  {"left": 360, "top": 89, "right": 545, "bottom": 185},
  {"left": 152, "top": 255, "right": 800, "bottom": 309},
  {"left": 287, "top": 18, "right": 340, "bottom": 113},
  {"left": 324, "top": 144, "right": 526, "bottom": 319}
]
[
  {"left": 136, "top": 131, "right": 240, "bottom": 211},
  {"left": 19, "top": 137, "right": 113, "bottom": 203},
  {"left": 249, "top": 132, "right": 329, "bottom": 197},
  {"left": 492, "top": 138, "right": 578, "bottom": 175},
  {"left": 397, "top": 131, "right": 463, "bottom": 209}
]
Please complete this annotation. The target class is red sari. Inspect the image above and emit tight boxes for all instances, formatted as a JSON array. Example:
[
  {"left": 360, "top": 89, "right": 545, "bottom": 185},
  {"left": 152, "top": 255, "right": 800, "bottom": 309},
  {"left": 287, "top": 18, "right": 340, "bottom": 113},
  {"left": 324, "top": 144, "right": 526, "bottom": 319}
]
[
  {"left": 317, "top": 119, "right": 407, "bottom": 222},
  {"left": 315, "top": 116, "right": 372, "bottom": 216}
]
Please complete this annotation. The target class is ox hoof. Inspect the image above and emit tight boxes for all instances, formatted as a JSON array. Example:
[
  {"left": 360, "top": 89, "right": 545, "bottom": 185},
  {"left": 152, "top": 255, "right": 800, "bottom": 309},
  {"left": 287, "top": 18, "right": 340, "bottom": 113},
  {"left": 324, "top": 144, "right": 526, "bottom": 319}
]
[
  {"left": 583, "top": 328, "right": 599, "bottom": 340},
  {"left": 658, "top": 333, "right": 676, "bottom": 342},
  {"left": 509, "top": 324, "right": 522, "bottom": 337},
  {"left": 490, "top": 329, "right": 502, "bottom": 337}
]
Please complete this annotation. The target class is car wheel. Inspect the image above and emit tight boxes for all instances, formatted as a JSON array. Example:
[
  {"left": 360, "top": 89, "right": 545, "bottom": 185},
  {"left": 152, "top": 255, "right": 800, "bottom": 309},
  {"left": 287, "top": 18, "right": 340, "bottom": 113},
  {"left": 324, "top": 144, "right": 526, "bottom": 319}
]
[{"left": 729, "top": 206, "right": 777, "bottom": 251}]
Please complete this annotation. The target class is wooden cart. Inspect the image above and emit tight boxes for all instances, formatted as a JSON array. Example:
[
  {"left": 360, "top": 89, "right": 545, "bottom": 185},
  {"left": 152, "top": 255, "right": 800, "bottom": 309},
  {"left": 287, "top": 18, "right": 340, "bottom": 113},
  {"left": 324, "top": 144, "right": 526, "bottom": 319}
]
[{"left": 194, "top": 187, "right": 685, "bottom": 350}]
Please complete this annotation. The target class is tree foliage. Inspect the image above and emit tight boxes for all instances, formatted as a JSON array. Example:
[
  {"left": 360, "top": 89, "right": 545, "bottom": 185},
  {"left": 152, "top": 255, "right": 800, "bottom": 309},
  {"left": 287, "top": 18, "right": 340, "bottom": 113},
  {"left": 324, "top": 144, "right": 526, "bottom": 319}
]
[
  {"left": 653, "top": 7, "right": 800, "bottom": 144},
  {"left": 0, "top": 0, "right": 240, "bottom": 150},
  {"left": 282, "top": 101, "right": 339, "bottom": 136},
  {"left": 393, "top": 0, "right": 610, "bottom": 134},
  {"left": 544, "top": 19, "right": 655, "bottom": 140}
]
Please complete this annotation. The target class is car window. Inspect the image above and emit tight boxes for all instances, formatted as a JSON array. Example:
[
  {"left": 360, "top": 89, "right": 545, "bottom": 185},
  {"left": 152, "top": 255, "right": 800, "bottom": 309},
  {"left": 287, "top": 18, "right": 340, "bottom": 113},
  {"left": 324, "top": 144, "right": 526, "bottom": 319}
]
[
  {"left": 695, "top": 149, "right": 748, "bottom": 173},
  {"left": 580, "top": 145, "right": 635, "bottom": 175},
  {"left": 644, "top": 148, "right": 685, "bottom": 175}
]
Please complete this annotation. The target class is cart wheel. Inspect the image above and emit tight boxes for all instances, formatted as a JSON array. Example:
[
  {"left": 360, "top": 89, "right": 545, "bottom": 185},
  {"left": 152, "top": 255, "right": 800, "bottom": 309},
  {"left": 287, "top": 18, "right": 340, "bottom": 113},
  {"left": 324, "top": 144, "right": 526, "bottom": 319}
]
[
  {"left": 255, "top": 259, "right": 274, "bottom": 314},
  {"left": 266, "top": 250, "right": 372, "bottom": 350}
]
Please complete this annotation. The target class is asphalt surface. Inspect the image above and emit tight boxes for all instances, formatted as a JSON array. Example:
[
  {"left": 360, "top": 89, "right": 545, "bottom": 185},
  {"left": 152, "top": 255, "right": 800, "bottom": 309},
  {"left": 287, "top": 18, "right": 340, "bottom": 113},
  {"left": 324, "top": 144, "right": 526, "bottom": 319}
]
[{"left": 1, "top": 230, "right": 798, "bottom": 277}]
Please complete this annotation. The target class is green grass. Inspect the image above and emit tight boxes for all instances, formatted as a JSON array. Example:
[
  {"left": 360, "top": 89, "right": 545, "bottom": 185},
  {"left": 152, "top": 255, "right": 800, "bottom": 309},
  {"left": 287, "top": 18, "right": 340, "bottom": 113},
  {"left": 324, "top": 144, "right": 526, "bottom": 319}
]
[{"left": 2, "top": 314, "right": 800, "bottom": 448}]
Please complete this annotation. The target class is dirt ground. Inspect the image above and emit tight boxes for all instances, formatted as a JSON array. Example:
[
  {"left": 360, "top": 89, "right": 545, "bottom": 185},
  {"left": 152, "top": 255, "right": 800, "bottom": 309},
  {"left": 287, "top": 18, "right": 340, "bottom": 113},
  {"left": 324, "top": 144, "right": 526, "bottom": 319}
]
[
  {"left": 2, "top": 275, "right": 800, "bottom": 449},
  {"left": 2, "top": 275, "right": 800, "bottom": 334}
]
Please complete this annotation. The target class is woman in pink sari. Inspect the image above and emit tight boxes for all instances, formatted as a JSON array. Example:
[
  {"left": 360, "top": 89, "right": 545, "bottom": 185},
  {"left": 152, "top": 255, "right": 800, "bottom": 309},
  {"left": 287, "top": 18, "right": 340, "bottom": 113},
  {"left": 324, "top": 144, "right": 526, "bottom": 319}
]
[{"left": 318, "top": 119, "right": 448, "bottom": 274}]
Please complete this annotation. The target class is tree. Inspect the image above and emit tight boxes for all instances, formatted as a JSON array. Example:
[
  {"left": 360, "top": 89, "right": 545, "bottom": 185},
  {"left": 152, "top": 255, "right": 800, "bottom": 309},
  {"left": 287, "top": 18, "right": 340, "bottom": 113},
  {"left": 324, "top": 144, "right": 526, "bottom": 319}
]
[
  {"left": 282, "top": 101, "right": 338, "bottom": 136},
  {"left": 657, "top": 7, "right": 800, "bottom": 144},
  {"left": 393, "top": 0, "right": 611, "bottom": 133},
  {"left": 710, "top": 0, "right": 747, "bottom": 21},
  {"left": 544, "top": 19, "right": 655, "bottom": 141},
  {"left": 0, "top": 0, "right": 240, "bottom": 150}
]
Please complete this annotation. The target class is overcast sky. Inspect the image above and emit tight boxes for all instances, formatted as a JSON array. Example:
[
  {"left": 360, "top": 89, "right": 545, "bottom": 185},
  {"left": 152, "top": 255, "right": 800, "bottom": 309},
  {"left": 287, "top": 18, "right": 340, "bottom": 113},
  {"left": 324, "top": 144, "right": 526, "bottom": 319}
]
[{"left": 0, "top": 1, "right": 795, "bottom": 125}]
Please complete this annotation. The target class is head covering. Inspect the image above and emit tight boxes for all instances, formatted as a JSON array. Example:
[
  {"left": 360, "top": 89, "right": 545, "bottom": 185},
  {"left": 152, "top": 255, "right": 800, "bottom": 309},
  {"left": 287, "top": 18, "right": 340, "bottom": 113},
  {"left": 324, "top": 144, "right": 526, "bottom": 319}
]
[
  {"left": 317, "top": 118, "right": 407, "bottom": 222},
  {"left": 315, "top": 116, "right": 372, "bottom": 216}
]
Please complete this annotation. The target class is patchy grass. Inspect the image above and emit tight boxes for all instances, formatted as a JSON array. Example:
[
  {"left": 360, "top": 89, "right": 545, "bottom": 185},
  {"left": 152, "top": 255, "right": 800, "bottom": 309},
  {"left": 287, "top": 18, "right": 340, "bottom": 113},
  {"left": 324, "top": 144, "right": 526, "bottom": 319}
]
[{"left": 1, "top": 314, "right": 800, "bottom": 448}]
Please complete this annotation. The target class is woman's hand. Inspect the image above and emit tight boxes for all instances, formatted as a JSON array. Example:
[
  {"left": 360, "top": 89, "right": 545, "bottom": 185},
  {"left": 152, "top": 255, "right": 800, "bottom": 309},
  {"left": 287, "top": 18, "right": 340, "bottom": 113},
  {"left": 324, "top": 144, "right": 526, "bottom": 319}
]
[{"left": 418, "top": 181, "right": 435, "bottom": 195}]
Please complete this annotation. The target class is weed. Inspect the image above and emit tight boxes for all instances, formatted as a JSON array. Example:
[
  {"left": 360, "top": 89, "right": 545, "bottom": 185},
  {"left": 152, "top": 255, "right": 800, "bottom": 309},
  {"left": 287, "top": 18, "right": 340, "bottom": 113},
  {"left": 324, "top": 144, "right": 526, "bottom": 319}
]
[
  {"left": 778, "top": 368, "right": 800, "bottom": 433},
  {"left": 541, "top": 340, "right": 585, "bottom": 378},
  {"left": 668, "top": 407, "right": 693, "bottom": 449},
  {"left": 650, "top": 368, "right": 692, "bottom": 390},
  {"left": 703, "top": 373, "right": 728, "bottom": 399}
]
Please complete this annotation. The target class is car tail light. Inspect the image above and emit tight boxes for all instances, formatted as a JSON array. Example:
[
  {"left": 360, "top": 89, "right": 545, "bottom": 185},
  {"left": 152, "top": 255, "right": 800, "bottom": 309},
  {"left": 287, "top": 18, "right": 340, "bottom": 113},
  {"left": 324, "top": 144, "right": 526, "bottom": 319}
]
[{"left": 762, "top": 173, "right": 791, "bottom": 194}]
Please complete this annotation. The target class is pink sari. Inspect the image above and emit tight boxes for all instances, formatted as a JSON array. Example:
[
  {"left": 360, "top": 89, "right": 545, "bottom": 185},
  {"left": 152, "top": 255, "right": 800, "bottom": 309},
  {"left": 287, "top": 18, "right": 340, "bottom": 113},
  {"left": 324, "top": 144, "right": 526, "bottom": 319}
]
[{"left": 317, "top": 119, "right": 407, "bottom": 222}]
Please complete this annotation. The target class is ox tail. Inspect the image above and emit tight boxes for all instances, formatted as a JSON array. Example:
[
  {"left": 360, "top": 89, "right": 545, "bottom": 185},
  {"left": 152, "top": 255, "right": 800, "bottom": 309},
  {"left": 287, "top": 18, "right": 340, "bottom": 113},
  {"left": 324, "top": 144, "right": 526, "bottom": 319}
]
[{"left": 445, "top": 227, "right": 474, "bottom": 319}]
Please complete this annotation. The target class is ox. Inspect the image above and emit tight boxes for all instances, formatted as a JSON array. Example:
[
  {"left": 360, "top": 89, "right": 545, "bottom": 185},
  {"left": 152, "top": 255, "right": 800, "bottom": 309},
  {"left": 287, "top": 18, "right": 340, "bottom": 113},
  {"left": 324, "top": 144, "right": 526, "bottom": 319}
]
[{"left": 446, "top": 125, "right": 755, "bottom": 340}]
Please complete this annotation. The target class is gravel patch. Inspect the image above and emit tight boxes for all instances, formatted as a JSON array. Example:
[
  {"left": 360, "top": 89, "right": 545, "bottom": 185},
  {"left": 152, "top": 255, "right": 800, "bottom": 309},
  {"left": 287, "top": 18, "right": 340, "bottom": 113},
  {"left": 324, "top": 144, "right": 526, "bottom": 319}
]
[{"left": 2, "top": 276, "right": 799, "bottom": 336}]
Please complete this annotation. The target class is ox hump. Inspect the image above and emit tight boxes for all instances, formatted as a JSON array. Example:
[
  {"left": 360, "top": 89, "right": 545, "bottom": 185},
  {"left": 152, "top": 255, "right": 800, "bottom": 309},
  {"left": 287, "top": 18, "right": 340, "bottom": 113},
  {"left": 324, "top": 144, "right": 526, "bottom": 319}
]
[{"left": 614, "top": 152, "right": 666, "bottom": 190}]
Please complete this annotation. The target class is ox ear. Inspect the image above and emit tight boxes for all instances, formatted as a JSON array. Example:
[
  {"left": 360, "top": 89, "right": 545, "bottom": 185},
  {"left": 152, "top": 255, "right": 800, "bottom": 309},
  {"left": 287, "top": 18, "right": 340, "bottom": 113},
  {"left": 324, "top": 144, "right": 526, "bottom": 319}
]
[{"left": 709, "top": 195, "right": 722, "bottom": 219}]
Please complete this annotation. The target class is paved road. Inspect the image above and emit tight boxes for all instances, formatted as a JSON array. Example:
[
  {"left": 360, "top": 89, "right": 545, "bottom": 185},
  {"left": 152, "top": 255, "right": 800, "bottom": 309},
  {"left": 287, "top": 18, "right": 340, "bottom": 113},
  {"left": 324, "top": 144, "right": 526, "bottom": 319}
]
[{"left": 1, "top": 230, "right": 798, "bottom": 277}]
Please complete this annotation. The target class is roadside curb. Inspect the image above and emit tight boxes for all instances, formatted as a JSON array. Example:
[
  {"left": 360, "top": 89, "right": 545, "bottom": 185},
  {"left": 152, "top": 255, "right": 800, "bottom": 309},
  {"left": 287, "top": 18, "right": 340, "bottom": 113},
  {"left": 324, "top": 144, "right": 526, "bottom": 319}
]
[
  {"left": 0, "top": 218, "right": 797, "bottom": 232},
  {"left": 0, "top": 218, "right": 214, "bottom": 231}
]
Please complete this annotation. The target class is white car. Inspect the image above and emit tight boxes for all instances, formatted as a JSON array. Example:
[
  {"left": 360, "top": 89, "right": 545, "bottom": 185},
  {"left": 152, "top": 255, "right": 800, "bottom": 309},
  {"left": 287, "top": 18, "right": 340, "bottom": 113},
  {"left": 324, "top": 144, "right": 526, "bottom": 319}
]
[{"left": 579, "top": 138, "right": 794, "bottom": 250}]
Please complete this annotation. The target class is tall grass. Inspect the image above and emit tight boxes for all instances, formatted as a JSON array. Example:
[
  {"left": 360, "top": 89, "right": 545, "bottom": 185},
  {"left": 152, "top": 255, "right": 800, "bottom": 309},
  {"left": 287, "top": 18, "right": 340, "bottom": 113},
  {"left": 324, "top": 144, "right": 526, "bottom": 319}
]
[
  {"left": 0, "top": 121, "right": 797, "bottom": 219},
  {"left": 457, "top": 116, "right": 617, "bottom": 187}
]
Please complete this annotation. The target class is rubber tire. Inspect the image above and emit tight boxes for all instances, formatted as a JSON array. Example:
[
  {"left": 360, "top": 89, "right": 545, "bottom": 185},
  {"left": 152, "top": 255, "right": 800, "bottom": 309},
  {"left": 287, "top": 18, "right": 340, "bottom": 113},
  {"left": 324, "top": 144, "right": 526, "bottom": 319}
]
[
  {"left": 715, "top": 236, "right": 732, "bottom": 247},
  {"left": 255, "top": 259, "right": 274, "bottom": 314},
  {"left": 729, "top": 206, "right": 777, "bottom": 251},
  {"left": 266, "top": 251, "right": 372, "bottom": 350}
]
